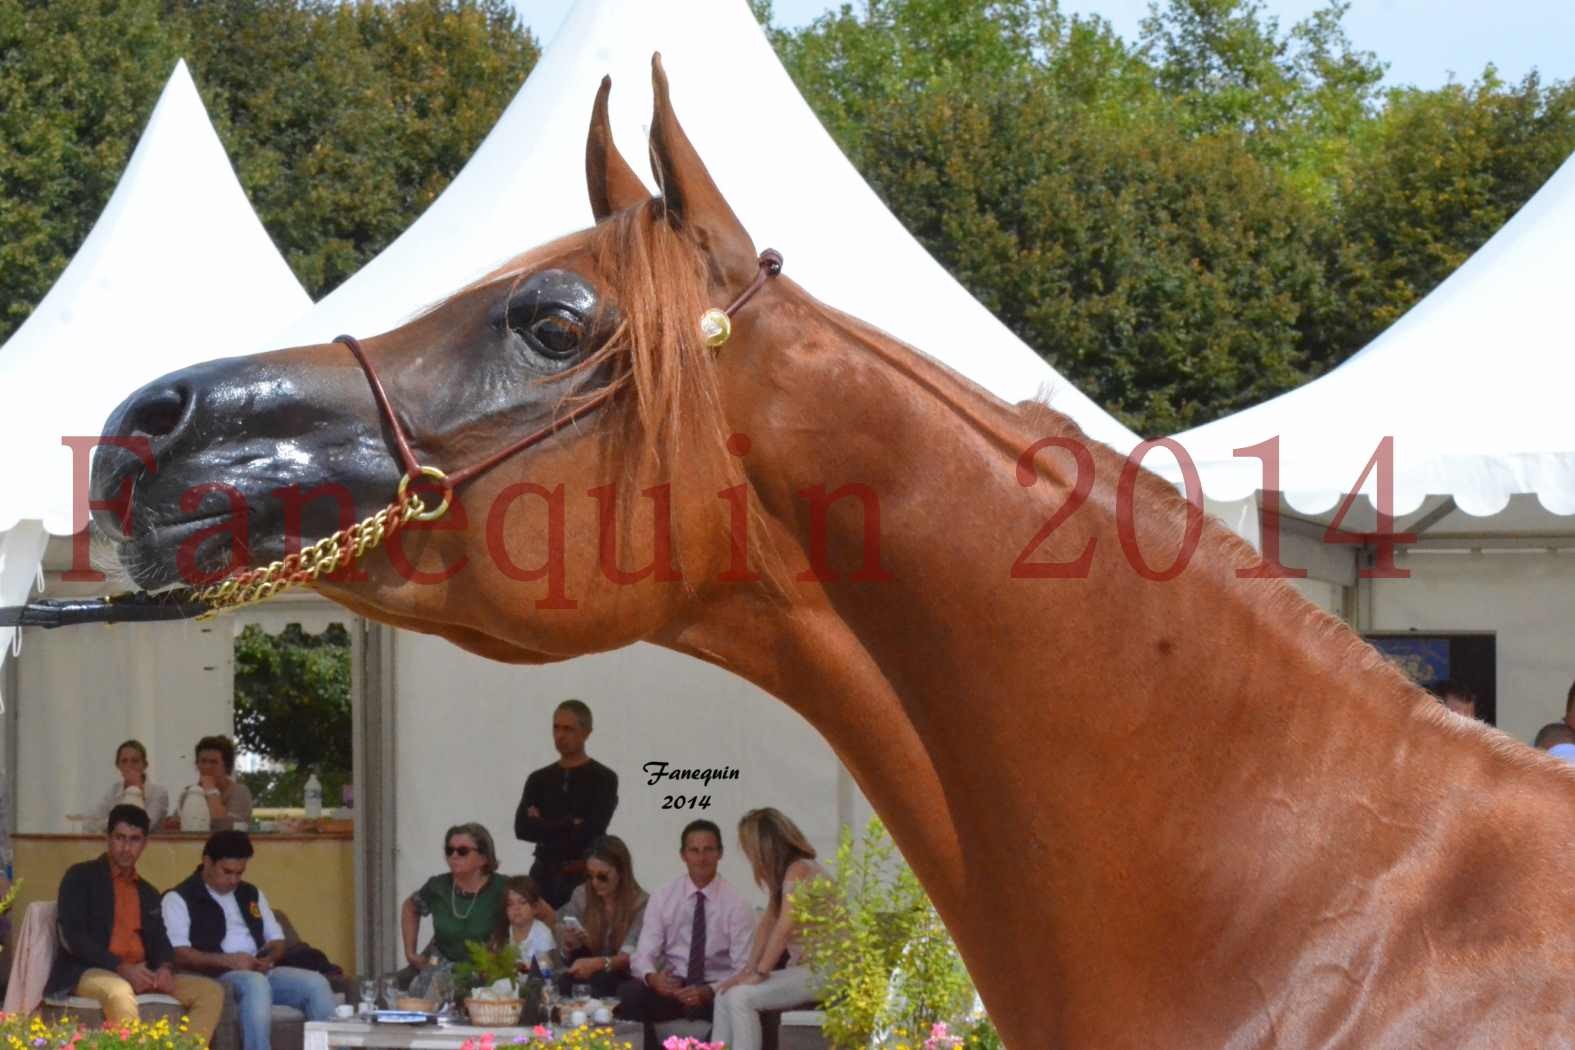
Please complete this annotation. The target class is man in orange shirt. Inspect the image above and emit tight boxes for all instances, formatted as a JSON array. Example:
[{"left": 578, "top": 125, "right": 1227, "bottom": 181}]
[{"left": 47, "top": 805, "right": 223, "bottom": 1040}]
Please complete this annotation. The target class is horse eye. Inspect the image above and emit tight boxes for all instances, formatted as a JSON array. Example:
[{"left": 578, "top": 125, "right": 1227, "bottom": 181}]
[{"left": 524, "top": 313, "right": 584, "bottom": 358}]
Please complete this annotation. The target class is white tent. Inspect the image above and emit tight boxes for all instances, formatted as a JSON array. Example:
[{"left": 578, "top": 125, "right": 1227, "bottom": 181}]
[
  {"left": 1165, "top": 150, "right": 1575, "bottom": 520},
  {"left": 270, "top": 0, "right": 1138, "bottom": 452},
  {"left": 0, "top": 61, "right": 312, "bottom": 696},
  {"left": 1160, "top": 150, "right": 1575, "bottom": 743}
]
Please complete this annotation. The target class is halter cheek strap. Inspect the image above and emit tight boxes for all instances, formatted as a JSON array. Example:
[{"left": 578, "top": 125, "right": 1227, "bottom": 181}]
[{"left": 336, "top": 248, "right": 782, "bottom": 519}]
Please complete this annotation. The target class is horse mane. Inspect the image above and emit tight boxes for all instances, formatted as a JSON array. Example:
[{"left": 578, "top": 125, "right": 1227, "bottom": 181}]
[
  {"left": 561, "top": 202, "right": 754, "bottom": 585},
  {"left": 1013, "top": 395, "right": 1439, "bottom": 710},
  {"left": 811, "top": 301, "right": 1452, "bottom": 734},
  {"left": 1007, "top": 396, "right": 1561, "bottom": 772}
]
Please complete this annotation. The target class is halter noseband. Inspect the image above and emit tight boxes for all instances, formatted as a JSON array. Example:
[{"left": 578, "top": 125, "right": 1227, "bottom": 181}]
[{"left": 336, "top": 248, "right": 782, "bottom": 522}]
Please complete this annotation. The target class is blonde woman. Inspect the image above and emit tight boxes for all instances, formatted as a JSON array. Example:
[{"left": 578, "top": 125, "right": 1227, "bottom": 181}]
[{"left": 713, "top": 809, "right": 825, "bottom": 1050}]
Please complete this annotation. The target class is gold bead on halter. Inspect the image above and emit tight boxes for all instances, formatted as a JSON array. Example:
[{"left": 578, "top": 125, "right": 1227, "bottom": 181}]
[{"left": 699, "top": 307, "right": 732, "bottom": 349}]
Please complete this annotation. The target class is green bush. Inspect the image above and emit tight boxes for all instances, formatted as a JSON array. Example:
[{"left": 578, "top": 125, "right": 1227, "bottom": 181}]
[{"left": 795, "top": 819, "right": 976, "bottom": 1049}]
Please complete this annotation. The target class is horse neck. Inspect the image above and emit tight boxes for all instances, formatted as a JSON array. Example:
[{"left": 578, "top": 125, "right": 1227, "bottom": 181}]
[{"left": 720, "top": 296, "right": 1503, "bottom": 966}]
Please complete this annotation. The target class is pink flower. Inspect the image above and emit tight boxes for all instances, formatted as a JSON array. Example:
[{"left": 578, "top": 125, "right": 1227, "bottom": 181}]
[
  {"left": 479, "top": 1035, "right": 495, "bottom": 1050},
  {"left": 460, "top": 1039, "right": 477, "bottom": 1050}
]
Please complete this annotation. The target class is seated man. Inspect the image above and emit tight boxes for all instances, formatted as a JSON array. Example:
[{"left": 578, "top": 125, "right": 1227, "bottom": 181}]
[
  {"left": 162, "top": 831, "right": 335, "bottom": 1050},
  {"left": 617, "top": 819, "right": 754, "bottom": 1028},
  {"left": 47, "top": 804, "right": 223, "bottom": 1039}
]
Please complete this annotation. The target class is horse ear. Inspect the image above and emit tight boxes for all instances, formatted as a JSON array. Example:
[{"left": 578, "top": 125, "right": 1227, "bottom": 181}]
[
  {"left": 586, "top": 76, "right": 650, "bottom": 222},
  {"left": 647, "top": 53, "right": 757, "bottom": 288}
]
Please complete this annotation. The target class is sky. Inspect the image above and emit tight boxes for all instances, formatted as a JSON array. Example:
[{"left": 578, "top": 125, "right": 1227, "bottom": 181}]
[{"left": 511, "top": 0, "right": 1575, "bottom": 92}]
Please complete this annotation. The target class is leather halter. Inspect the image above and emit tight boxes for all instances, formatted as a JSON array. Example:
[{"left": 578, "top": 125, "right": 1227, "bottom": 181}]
[{"left": 336, "top": 248, "right": 782, "bottom": 518}]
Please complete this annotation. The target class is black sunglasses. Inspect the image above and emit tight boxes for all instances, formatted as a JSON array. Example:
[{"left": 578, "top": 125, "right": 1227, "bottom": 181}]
[
  {"left": 589, "top": 871, "right": 613, "bottom": 883},
  {"left": 445, "top": 845, "right": 476, "bottom": 858}
]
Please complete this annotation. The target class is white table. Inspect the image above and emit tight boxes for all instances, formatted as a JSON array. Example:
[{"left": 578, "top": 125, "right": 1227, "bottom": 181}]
[{"left": 304, "top": 1019, "right": 648, "bottom": 1050}]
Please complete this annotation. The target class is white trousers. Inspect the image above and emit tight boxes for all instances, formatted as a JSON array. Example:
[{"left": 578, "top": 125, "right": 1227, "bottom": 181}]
[{"left": 711, "top": 965, "right": 821, "bottom": 1050}]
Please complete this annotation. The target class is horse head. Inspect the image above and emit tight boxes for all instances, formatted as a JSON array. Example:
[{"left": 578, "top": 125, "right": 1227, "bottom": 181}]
[{"left": 92, "top": 58, "right": 798, "bottom": 663}]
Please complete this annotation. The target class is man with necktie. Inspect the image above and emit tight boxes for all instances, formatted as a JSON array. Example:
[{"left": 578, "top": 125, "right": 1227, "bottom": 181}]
[{"left": 618, "top": 819, "right": 754, "bottom": 1027}]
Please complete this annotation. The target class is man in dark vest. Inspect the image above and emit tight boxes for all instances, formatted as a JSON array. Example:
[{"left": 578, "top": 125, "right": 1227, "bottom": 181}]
[
  {"left": 48, "top": 804, "right": 224, "bottom": 1039},
  {"left": 161, "top": 830, "right": 335, "bottom": 1050}
]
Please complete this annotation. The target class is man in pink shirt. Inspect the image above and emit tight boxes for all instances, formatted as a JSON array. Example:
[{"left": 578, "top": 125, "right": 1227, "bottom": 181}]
[{"left": 617, "top": 819, "right": 754, "bottom": 1028}]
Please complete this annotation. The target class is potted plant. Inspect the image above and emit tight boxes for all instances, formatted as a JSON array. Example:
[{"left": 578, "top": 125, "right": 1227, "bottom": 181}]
[{"left": 453, "top": 939, "right": 523, "bottom": 1027}]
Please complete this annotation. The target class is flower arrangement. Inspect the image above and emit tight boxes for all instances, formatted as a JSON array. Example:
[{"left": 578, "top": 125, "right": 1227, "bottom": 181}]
[
  {"left": 0, "top": 1013, "right": 207, "bottom": 1050},
  {"left": 456, "top": 1024, "right": 634, "bottom": 1050}
]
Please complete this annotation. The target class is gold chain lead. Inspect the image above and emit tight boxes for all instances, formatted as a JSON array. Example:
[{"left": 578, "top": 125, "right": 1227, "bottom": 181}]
[{"left": 174, "top": 490, "right": 433, "bottom": 620}]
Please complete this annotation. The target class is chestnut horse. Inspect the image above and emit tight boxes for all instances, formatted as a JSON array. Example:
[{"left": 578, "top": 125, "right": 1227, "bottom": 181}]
[{"left": 89, "top": 59, "right": 1575, "bottom": 1047}]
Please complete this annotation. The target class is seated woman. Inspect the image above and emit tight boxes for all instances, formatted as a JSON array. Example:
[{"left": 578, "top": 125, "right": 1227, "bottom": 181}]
[
  {"left": 713, "top": 809, "right": 827, "bottom": 1050},
  {"left": 400, "top": 823, "right": 507, "bottom": 997},
  {"left": 540, "top": 834, "right": 646, "bottom": 997},
  {"left": 90, "top": 739, "right": 170, "bottom": 830},
  {"left": 168, "top": 735, "right": 252, "bottom": 831},
  {"left": 504, "top": 875, "right": 557, "bottom": 965}
]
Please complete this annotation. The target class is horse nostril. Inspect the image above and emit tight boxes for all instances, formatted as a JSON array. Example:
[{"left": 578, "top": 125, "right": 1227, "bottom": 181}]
[{"left": 125, "top": 384, "right": 192, "bottom": 440}]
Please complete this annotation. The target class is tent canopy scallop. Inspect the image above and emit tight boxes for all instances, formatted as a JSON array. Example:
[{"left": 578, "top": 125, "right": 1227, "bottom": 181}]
[{"left": 1162, "top": 150, "right": 1575, "bottom": 522}]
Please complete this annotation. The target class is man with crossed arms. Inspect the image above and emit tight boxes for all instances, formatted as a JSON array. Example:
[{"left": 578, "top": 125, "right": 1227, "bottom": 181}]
[{"left": 618, "top": 819, "right": 754, "bottom": 1028}]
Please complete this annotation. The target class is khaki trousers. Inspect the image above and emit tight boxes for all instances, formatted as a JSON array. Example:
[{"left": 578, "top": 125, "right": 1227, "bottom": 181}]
[{"left": 75, "top": 968, "right": 225, "bottom": 1043}]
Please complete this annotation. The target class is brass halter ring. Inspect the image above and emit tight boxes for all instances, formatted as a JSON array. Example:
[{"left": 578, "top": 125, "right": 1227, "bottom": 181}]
[{"left": 398, "top": 465, "right": 452, "bottom": 523}]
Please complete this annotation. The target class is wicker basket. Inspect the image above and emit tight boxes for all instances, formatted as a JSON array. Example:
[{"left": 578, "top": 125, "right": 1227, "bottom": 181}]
[
  {"left": 394, "top": 997, "right": 436, "bottom": 1013},
  {"left": 465, "top": 998, "right": 522, "bottom": 1027}
]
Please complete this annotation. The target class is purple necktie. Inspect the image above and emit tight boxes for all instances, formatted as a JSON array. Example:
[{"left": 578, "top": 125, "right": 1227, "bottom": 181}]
[{"left": 685, "top": 891, "right": 707, "bottom": 986}]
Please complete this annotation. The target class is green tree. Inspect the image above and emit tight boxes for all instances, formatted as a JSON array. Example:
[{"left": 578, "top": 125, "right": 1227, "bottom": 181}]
[
  {"left": 1138, "top": 0, "right": 1385, "bottom": 196},
  {"left": 0, "top": 0, "right": 182, "bottom": 340},
  {"left": 1319, "top": 70, "right": 1575, "bottom": 357},
  {"left": 174, "top": 0, "right": 539, "bottom": 297},
  {"left": 233, "top": 621, "right": 351, "bottom": 807},
  {"left": 777, "top": 0, "right": 1338, "bottom": 433},
  {"left": 861, "top": 83, "right": 1336, "bottom": 433},
  {"left": 0, "top": 0, "right": 538, "bottom": 345}
]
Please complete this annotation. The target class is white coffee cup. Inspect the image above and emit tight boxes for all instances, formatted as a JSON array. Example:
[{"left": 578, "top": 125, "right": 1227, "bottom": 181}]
[
  {"left": 569, "top": 1009, "right": 588, "bottom": 1027},
  {"left": 592, "top": 1007, "right": 612, "bottom": 1024},
  {"left": 334, "top": 1004, "right": 355, "bottom": 1019}
]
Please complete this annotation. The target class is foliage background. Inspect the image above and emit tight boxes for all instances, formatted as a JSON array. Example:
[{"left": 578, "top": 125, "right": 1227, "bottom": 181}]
[
  {"left": 796, "top": 820, "right": 976, "bottom": 1048},
  {"left": 2, "top": 0, "right": 1572, "bottom": 437},
  {"left": 233, "top": 621, "right": 352, "bottom": 806}
]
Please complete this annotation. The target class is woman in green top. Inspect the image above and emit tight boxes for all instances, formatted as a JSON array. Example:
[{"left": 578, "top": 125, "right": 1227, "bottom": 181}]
[{"left": 401, "top": 822, "right": 507, "bottom": 994}]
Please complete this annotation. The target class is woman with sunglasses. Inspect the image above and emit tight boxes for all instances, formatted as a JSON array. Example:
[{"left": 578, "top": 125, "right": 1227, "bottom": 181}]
[
  {"left": 401, "top": 823, "right": 507, "bottom": 993},
  {"left": 538, "top": 835, "right": 646, "bottom": 997}
]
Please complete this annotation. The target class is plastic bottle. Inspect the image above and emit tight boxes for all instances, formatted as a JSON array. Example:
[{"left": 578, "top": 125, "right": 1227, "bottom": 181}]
[{"left": 303, "top": 772, "right": 323, "bottom": 819}]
